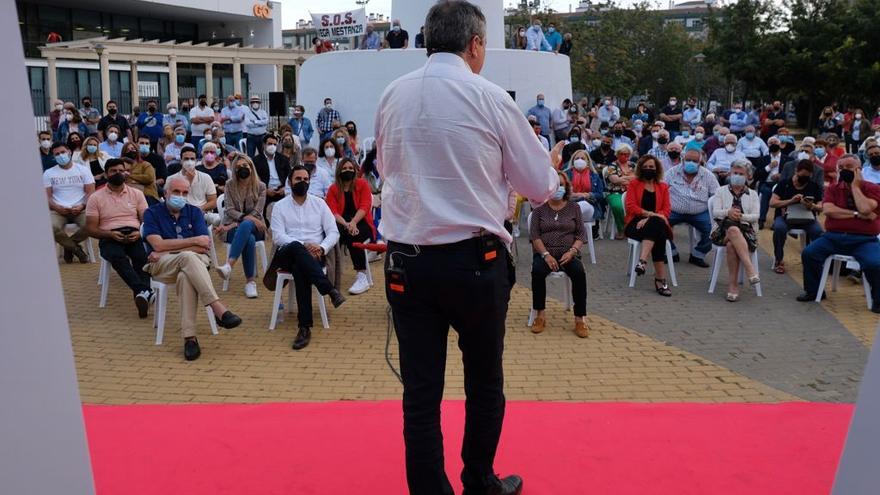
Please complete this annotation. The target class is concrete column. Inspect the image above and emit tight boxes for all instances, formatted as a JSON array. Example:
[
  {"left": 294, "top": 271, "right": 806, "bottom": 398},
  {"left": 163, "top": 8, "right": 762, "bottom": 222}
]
[
  {"left": 205, "top": 62, "right": 213, "bottom": 102},
  {"left": 294, "top": 63, "right": 300, "bottom": 101},
  {"left": 168, "top": 54, "right": 178, "bottom": 105},
  {"left": 232, "top": 57, "right": 242, "bottom": 96},
  {"left": 275, "top": 64, "right": 283, "bottom": 92},
  {"left": 129, "top": 61, "right": 139, "bottom": 111},
  {"left": 99, "top": 51, "right": 111, "bottom": 109},
  {"left": 46, "top": 56, "right": 58, "bottom": 105}
]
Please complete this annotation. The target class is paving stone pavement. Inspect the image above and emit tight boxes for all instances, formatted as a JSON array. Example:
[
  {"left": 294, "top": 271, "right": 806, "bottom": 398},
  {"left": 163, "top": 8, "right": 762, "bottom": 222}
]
[{"left": 513, "top": 221, "right": 877, "bottom": 403}]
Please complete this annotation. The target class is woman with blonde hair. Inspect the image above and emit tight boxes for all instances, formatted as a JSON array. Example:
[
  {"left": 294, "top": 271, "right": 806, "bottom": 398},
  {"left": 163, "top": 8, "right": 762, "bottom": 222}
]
[
  {"left": 216, "top": 154, "right": 268, "bottom": 298},
  {"left": 123, "top": 141, "right": 159, "bottom": 205},
  {"left": 564, "top": 149, "right": 603, "bottom": 230},
  {"left": 75, "top": 134, "right": 111, "bottom": 187}
]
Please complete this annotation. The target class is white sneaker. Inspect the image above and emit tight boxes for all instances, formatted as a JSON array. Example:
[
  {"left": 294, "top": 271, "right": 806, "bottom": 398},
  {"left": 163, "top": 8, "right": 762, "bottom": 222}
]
[
  {"left": 367, "top": 251, "right": 382, "bottom": 263},
  {"left": 244, "top": 281, "right": 258, "bottom": 299},
  {"left": 512, "top": 224, "right": 521, "bottom": 238},
  {"left": 216, "top": 263, "right": 232, "bottom": 280},
  {"left": 348, "top": 272, "right": 371, "bottom": 295}
]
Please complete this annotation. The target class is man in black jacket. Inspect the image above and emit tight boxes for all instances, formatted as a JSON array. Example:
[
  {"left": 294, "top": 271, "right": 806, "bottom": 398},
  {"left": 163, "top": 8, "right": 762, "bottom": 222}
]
[
  {"left": 253, "top": 134, "right": 291, "bottom": 209},
  {"left": 752, "top": 136, "right": 793, "bottom": 228}
]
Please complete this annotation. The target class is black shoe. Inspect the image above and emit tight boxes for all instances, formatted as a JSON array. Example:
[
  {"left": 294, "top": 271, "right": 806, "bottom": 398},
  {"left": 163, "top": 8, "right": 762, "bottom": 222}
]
[
  {"left": 262, "top": 254, "right": 286, "bottom": 291},
  {"left": 216, "top": 310, "right": 242, "bottom": 329},
  {"left": 184, "top": 338, "right": 201, "bottom": 361},
  {"left": 73, "top": 246, "right": 89, "bottom": 263},
  {"left": 688, "top": 255, "right": 710, "bottom": 268},
  {"left": 796, "top": 292, "right": 826, "bottom": 302},
  {"left": 134, "top": 290, "right": 151, "bottom": 319},
  {"left": 292, "top": 326, "right": 311, "bottom": 350},
  {"left": 672, "top": 254, "right": 680, "bottom": 263},
  {"left": 63, "top": 249, "right": 74, "bottom": 263},
  {"left": 463, "top": 474, "right": 523, "bottom": 495},
  {"left": 329, "top": 288, "right": 346, "bottom": 308},
  {"left": 872, "top": 304, "right": 880, "bottom": 314}
]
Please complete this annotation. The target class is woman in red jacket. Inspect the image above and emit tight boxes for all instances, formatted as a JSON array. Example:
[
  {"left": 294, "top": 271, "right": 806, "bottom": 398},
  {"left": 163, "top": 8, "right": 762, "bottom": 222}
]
[
  {"left": 625, "top": 155, "right": 674, "bottom": 296},
  {"left": 326, "top": 157, "right": 376, "bottom": 295}
]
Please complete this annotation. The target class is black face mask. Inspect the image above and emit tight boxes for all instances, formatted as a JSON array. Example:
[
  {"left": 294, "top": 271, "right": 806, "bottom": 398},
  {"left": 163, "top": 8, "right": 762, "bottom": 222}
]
[
  {"left": 124, "top": 150, "right": 138, "bottom": 160},
  {"left": 838, "top": 169, "right": 855, "bottom": 183},
  {"left": 870, "top": 155, "right": 880, "bottom": 167},
  {"left": 657, "top": 137, "right": 669, "bottom": 145},
  {"left": 148, "top": 106, "right": 157, "bottom": 113},
  {"left": 796, "top": 175, "right": 810, "bottom": 186},
  {"left": 340, "top": 170, "right": 356, "bottom": 182},
  {"left": 107, "top": 173, "right": 126, "bottom": 187},
  {"left": 108, "top": 108, "right": 117, "bottom": 115},
  {"left": 769, "top": 144, "right": 780, "bottom": 153},
  {"left": 613, "top": 130, "right": 623, "bottom": 137},
  {"left": 236, "top": 168, "right": 251, "bottom": 180},
  {"left": 199, "top": 100, "right": 207, "bottom": 107},
  {"left": 668, "top": 151, "right": 681, "bottom": 160},
  {"left": 303, "top": 162, "right": 316, "bottom": 174},
  {"left": 292, "top": 180, "right": 310, "bottom": 197},
  {"left": 641, "top": 169, "right": 657, "bottom": 180},
  {"left": 283, "top": 140, "right": 294, "bottom": 148},
  {"left": 600, "top": 143, "right": 611, "bottom": 151}
]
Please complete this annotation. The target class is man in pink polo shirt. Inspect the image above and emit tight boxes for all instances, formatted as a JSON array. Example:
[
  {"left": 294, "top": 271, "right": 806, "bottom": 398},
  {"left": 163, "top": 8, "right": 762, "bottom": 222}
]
[{"left": 85, "top": 158, "right": 152, "bottom": 318}]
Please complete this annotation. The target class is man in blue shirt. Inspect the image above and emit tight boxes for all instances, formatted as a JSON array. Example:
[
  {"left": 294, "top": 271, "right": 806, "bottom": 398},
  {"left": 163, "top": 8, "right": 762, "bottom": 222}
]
[
  {"left": 315, "top": 98, "right": 341, "bottom": 141},
  {"left": 527, "top": 94, "right": 552, "bottom": 142},
  {"left": 682, "top": 98, "right": 702, "bottom": 129},
  {"left": 142, "top": 175, "right": 242, "bottom": 361},
  {"left": 288, "top": 105, "right": 315, "bottom": 146},
  {"left": 220, "top": 95, "right": 246, "bottom": 149},
  {"left": 727, "top": 103, "right": 750, "bottom": 136},
  {"left": 362, "top": 24, "right": 381, "bottom": 50},
  {"left": 136, "top": 99, "right": 164, "bottom": 151},
  {"left": 545, "top": 23, "right": 562, "bottom": 53}
]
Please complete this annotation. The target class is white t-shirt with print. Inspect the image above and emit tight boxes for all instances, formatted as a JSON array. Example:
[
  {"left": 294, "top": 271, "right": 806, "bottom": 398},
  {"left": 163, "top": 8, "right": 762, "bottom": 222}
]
[{"left": 43, "top": 164, "right": 95, "bottom": 207}]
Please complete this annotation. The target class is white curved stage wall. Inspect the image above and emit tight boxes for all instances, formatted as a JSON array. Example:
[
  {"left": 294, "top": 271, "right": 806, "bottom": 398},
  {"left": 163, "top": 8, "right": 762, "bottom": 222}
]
[
  {"left": 391, "top": 0, "right": 505, "bottom": 49},
  {"left": 296, "top": 48, "right": 572, "bottom": 148}
]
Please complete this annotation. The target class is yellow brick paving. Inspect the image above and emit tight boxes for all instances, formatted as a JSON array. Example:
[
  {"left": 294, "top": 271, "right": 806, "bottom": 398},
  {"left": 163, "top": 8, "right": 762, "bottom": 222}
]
[{"left": 62, "top": 243, "right": 794, "bottom": 405}]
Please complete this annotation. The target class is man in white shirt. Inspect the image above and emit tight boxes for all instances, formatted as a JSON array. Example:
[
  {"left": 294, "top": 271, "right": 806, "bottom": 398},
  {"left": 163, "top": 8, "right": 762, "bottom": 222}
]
[
  {"left": 736, "top": 125, "right": 769, "bottom": 162},
  {"left": 266, "top": 165, "right": 345, "bottom": 350},
  {"left": 597, "top": 97, "right": 620, "bottom": 127},
  {"left": 244, "top": 95, "right": 269, "bottom": 157},
  {"left": 550, "top": 98, "right": 573, "bottom": 143},
  {"left": 167, "top": 145, "right": 220, "bottom": 226},
  {"left": 44, "top": 141, "right": 96, "bottom": 263},
  {"left": 374, "top": 2, "right": 558, "bottom": 494},
  {"left": 188, "top": 94, "right": 215, "bottom": 147},
  {"left": 707, "top": 133, "right": 747, "bottom": 185}
]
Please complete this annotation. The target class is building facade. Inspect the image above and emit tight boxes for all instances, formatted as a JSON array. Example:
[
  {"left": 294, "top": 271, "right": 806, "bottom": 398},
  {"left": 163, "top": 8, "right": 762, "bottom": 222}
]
[{"left": 18, "top": 0, "right": 284, "bottom": 116}]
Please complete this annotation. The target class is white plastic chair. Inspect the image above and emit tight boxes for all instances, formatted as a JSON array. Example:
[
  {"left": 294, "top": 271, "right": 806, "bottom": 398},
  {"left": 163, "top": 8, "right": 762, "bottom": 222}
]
[
  {"left": 815, "top": 255, "right": 872, "bottom": 309},
  {"left": 268, "top": 269, "right": 330, "bottom": 330},
  {"left": 706, "top": 195, "right": 762, "bottom": 296},
  {"left": 584, "top": 220, "right": 597, "bottom": 264},
  {"left": 57, "top": 223, "right": 96, "bottom": 263},
  {"left": 526, "top": 212, "right": 575, "bottom": 326},
  {"left": 622, "top": 192, "right": 678, "bottom": 288},
  {"left": 238, "top": 137, "right": 247, "bottom": 154},
  {"left": 216, "top": 194, "right": 270, "bottom": 291},
  {"left": 98, "top": 258, "right": 110, "bottom": 307},
  {"left": 150, "top": 279, "right": 218, "bottom": 346}
]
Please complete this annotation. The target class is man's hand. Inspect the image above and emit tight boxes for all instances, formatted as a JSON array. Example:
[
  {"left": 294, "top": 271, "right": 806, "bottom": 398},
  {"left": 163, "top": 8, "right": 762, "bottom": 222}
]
[
  {"left": 147, "top": 251, "right": 165, "bottom": 263},
  {"left": 109, "top": 231, "right": 127, "bottom": 242},
  {"left": 770, "top": 173, "right": 781, "bottom": 182},
  {"left": 790, "top": 194, "right": 803, "bottom": 205},
  {"left": 304, "top": 243, "right": 323, "bottom": 259},
  {"left": 853, "top": 167, "right": 863, "bottom": 189},
  {"left": 126, "top": 231, "right": 141, "bottom": 243},
  {"left": 194, "top": 236, "right": 212, "bottom": 250}
]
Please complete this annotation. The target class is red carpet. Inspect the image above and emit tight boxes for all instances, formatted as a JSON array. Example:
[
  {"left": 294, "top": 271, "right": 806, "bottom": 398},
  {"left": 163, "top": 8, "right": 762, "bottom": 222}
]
[{"left": 84, "top": 401, "right": 851, "bottom": 495}]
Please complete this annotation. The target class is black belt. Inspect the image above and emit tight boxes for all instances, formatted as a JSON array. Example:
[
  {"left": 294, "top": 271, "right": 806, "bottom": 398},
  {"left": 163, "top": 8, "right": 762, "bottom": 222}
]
[{"left": 388, "top": 235, "right": 498, "bottom": 253}]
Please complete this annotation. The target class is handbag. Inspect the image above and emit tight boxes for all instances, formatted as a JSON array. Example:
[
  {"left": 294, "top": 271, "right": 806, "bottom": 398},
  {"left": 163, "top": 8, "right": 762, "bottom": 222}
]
[{"left": 784, "top": 203, "right": 815, "bottom": 226}]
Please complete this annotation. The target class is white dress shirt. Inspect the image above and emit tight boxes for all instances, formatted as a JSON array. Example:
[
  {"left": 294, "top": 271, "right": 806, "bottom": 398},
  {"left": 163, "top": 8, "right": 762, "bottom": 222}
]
[
  {"left": 374, "top": 53, "right": 558, "bottom": 245},
  {"left": 736, "top": 136, "right": 769, "bottom": 158},
  {"left": 270, "top": 194, "right": 339, "bottom": 255}
]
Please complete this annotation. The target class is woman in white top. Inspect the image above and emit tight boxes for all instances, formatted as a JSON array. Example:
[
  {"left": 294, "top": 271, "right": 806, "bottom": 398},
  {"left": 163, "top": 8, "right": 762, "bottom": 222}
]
[
  {"left": 316, "top": 137, "right": 340, "bottom": 178},
  {"left": 75, "top": 135, "right": 111, "bottom": 187},
  {"left": 710, "top": 159, "right": 761, "bottom": 301}
]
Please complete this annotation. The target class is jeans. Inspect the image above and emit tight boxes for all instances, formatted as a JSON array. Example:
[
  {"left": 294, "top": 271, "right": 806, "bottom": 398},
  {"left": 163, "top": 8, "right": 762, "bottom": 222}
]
[
  {"left": 275, "top": 242, "right": 335, "bottom": 328},
  {"left": 225, "top": 220, "right": 265, "bottom": 279},
  {"left": 386, "top": 239, "right": 511, "bottom": 495},
  {"left": 224, "top": 131, "right": 243, "bottom": 150},
  {"left": 772, "top": 217, "right": 823, "bottom": 264},
  {"left": 668, "top": 210, "right": 712, "bottom": 259},
  {"left": 801, "top": 232, "right": 880, "bottom": 303},
  {"left": 531, "top": 253, "right": 587, "bottom": 316},
  {"left": 98, "top": 238, "right": 150, "bottom": 294},
  {"left": 758, "top": 182, "right": 776, "bottom": 225},
  {"left": 246, "top": 133, "right": 264, "bottom": 158}
]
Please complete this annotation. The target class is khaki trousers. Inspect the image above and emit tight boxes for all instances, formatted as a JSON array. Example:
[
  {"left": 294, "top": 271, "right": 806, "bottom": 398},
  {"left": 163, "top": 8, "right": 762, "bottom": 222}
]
[
  {"left": 145, "top": 251, "right": 218, "bottom": 338},
  {"left": 50, "top": 210, "right": 88, "bottom": 251}
]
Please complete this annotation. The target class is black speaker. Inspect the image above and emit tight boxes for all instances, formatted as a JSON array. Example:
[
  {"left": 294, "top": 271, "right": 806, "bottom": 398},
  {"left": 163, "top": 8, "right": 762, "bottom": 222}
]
[
  {"left": 507, "top": 90, "right": 516, "bottom": 101},
  {"left": 268, "top": 92, "right": 286, "bottom": 117}
]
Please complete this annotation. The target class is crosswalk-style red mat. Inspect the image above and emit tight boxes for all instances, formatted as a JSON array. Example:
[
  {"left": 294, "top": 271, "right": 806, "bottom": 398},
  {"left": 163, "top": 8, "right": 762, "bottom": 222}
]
[{"left": 83, "top": 401, "right": 852, "bottom": 494}]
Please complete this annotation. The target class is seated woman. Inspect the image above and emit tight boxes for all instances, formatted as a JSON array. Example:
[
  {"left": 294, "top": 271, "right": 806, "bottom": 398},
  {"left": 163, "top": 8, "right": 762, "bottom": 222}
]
[
  {"left": 326, "top": 157, "right": 376, "bottom": 295},
  {"left": 123, "top": 142, "right": 159, "bottom": 205},
  {"left": 197, "top": 142, "right": 230, "bottom": 195},
  {"left": 710, "top": 159, "right": 761, "bottom": 301},
  {"left": 625, "top": 155, "right": 674, "bottom": 296},
  {"left": 331, "top": 127, "right": 355, "bottom": 159},
  {"left": 603, "top": 144, "right": 635, "bottom": 239},
  {"left": 565, "top": 150, "right": 604, "bottom": 238},
  {"left": 76, "top": 135, "right": 111, "bottom": 188},
  {"left": 561, "top": 126, "right": 587, "bottom": 165},
  {"left": 215, "top": 154, "right": 267, "bottom": 299},
  {"left": 769, "top": 159, "right": 824, "bottom": 274},
  {"left": 529, "top": 171, "right": 589, "bottom": 338}
]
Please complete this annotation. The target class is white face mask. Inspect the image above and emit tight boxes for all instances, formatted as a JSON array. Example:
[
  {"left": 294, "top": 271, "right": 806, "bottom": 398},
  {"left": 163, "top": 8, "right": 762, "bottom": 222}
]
[
  {"left": 265, "top": 144, "right": 277, "bottom": 155},
  {"left": 591, "top": 139, "right": 601, "bottom": 148},
  {"left": 695, "top": 132, "right": 704, "bottom": 140},
  {"left": 169, "top": 108, "right": 177, "bottom": 116},
  {"left": 573, "top": 158, "right": 588, "bottom": 171},
  {"left": 855, "top": 114, "right": 862, "bottom": 120},
  {"left": 797, "top": 151, "right": 810, "bottom": 161},
  {"left": 324, "top": 147, "right": 336, "bottom": 158},
  {"left": 325, "top": 104, "right": 332, "bottom": 110},
  {"left": 55, "top": 104, "right": 63, "bottom": 111},
  {"left": 204, "top": 134, "right": 213, "bottom": 141},
  {"left": 651, "top": 131, "right": 660, "bottom": 140},
  {"left": 40, "top": 139, "right": 51, "bottom": 149},
  {"left": 182, "top": 159, "right": 197, "bottom": 171},
  {"left": 251, "top": 103, "right": 260, "bottom": 110},
  {"left": 108, "top": 132, "right": 118, "bottom": 142},
  {"left": 725, "top": 144, "right": 736, "bottom": 153}
]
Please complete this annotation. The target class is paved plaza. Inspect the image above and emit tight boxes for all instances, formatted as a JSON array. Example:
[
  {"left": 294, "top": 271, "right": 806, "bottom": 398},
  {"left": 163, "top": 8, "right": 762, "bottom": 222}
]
[{"left": 63, "top": 224, "right": 877, "bottom": 405}]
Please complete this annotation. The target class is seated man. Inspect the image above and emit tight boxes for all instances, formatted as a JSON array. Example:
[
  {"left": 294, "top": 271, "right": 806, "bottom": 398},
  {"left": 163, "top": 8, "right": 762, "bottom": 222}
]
[
  {"left": 707, "top": 133, "right": 747, "bottom": 185},
  {"left": 266, "top": 165, "right": 346, "bottom": 351},
  {"left": 167, "top": 145, "right": 220, "bottom": 226},
  {"left": 143, "top": 176, "right": 242, "bottom": 361},
  {"left": 665, "top": 148, "right": 719, "bottom": 267},
  {"left": 44, "top": 141, "right": 95, "bottom": 263},
  {"left": 769, "top": 160, "right": 824, "bottom": 275},
  {"left": 84, "top": 159, "right": 153, "bottom": 317},
  {"left": 798, "top": 154, "right": 880, "bottom": 313},
  {"left": 38, "top": 130, "right": 56, "bottom": 171}
]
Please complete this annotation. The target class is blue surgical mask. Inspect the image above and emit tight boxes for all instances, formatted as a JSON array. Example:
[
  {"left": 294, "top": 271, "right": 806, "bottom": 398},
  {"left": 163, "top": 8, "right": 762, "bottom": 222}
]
[
  {"left": 551, "top": 186, "right": 566, "bottom": 200},
  {"left": 86, "top": 144, "right": 98, "bottom": 154},
  {"left": 139, "top": 144, "right": 150, "bottom": 155},
  {"left": 729, "top": 174, "right": 747, "bottom": 187},
  {"left": 167, "top": 195, "right": 187, "bottom": 211},
  {"left": 745, "top": 132, "right": 755, "bottom": 139},
  {"left": 537, "top": 99, "right": 545, "bottom": 107},
  {"left": 681, "top": 131, "right": 690, "bottom": 138},
  {"left": 55, "top": 152, "right": 71, "bottom": 166},
  {"left": 569, "top": 136, "right": 580, "bottom": 143},
  {"left": 713, "top": 131, "right": 721, "bottom": 138},
  {"left": 548, "top": 27, "right": 556, "bottom": 33},
  {"left": 814, "top": 147, "right": 826, "bottom": 158},
  {"left": 683, "top": 161, "right": 699, "bottom": 174},
  {"left": 219, "top": 137, "right": 227, "bottom": 145},
  {"left": 175, "top": 134, "right": 186, "bottom": 144}
]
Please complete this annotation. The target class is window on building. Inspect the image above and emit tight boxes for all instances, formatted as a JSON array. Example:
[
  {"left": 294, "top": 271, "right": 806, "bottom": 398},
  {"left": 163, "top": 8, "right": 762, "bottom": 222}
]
[{"left": 71, "top": 9, "right": 102, "bottom": 40}]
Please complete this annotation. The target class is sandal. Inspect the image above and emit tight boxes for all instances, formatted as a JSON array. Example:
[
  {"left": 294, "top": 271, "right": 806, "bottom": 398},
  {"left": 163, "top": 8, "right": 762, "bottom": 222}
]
[
  {"left": 748, "top": 274, "right": 761, "bottom": 286},
  {"left": 635, "top": 259, "right": 648, "bottom": 276},
  {"left": 726, "top": 292, "right": 739, "bottom": 302},
  {"left": 773, "top": 262, "right": 785, "bottom": 274},
  {"left": 654, "top": 278, "right": 672, "bottom": 297}
]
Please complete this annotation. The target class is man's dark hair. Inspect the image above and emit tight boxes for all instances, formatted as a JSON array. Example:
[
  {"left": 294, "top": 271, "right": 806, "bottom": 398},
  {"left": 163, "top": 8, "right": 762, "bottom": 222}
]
[
  {"left": 38, "top": 130, "right": 51, "bottom": 138},
  {"left": 424, "top": 0, "right": 486, "bottom": 55},
  {"left": 50, "top": 141, "right": 68, "bottom": 152},
  {"left": 104, "top": 158, "right": 126, "bottom": 171},
  {"left": 81, "top": 96, "right": 91, "bottom": 103},
  {"left": 263, "top": 133, "right": 279, "bottom": 144},
  {"left": 106, "top": 100, "right": 117, "bottom": 107},
  {"left": 795, "top": 159, "right": 815, "bottom": 173},
  {"left": 180, "top": 144, "right": 197, "bottom": 157},
  {"left": 302, "top": 147, "right": 318, "bottom": 158}
]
